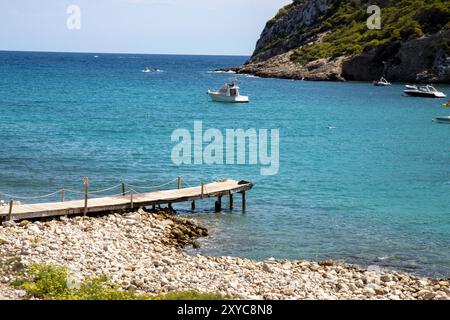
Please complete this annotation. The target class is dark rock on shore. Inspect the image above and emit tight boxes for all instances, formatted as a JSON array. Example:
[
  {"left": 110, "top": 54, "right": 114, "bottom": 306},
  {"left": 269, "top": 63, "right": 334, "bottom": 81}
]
[
  {"left": 221, "top": 54, "right": 346, "bottom": 81},
  {"left": 153, "top": 210, "right": 208, "bottom": 248}
]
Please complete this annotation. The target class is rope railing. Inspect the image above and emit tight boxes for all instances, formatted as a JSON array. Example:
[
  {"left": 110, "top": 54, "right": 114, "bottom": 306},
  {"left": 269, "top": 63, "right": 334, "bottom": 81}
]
[
  {"left": 62, "top": 188, "right": 86, "bottom": 195},
  {"left": 87, "top": 189, "right": 134, "bottom": 199},
  {"left": 0, "top": 189, "right": 64, "bottom": 200},
  {"left": 127, "top": 187, "right": 140, "bottom": 196},
  {"left": 0, "top": 177, "right": 247, "bottom": 221},
  {"left": 181, "top": 179, "right": 221, "bottom": 196},
  {"left": 126, "top": 178, "right": 179, "bottom": 191},
  {"left": 0, "top": 177, "right": 183, "bottom": 204},
  {"left": 182, "top": 180, "right": 198, "bottom": 189},
  {"left": 87, "top": 183, "right": 123, "bottom": 195}
]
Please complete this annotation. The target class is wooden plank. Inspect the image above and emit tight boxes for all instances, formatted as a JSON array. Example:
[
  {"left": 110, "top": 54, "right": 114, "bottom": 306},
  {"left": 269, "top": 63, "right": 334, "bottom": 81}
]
[{"left": 0, "top": 179, "right": 253, "bottom": 221}]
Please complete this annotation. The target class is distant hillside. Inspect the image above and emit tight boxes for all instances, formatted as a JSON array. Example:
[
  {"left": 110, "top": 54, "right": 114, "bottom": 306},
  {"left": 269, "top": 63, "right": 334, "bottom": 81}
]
[{"left": 225, "top": 0, "right": 450, "bottom": 83}]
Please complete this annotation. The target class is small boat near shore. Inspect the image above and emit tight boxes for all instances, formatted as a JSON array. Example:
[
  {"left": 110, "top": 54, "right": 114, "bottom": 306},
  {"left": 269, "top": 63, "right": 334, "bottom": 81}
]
[
  {"left": 373, "top": 77, "right": 391, "bottom": 86},
  {"left": 404, "top": 85, "right": 446, "bottom": 98},
  {"left": 142, "top": 66, "right": 161, "bottom": 73},
  {"left": 432, "top": 116, "right": 450, "bottom": 124},
  {"left": 207, "top": 81, "right": 249, "bottom": 103}
]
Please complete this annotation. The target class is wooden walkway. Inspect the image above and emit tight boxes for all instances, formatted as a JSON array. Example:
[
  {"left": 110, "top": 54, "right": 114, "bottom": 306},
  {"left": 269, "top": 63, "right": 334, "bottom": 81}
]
[{"left": 0, "top": 179, "right": 253, "bottom": 222}]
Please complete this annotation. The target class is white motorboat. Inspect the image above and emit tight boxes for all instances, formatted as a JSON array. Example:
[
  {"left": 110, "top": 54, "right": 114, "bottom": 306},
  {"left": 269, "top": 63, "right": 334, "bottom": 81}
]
[
  {"left": 433, "top": 116, "right": 450, "bottom": 124},
  {"left": 142, "top": 67, "right": 162, "bottom": 73},
  {"left": 404, "top": 85, "right": 446, "bottom": 98},
  {"left": 207, "top": 81, "right": 249, "bottom": 103},
  {"left": 373, "top": 77, "right": 391, "bottom": 86}
]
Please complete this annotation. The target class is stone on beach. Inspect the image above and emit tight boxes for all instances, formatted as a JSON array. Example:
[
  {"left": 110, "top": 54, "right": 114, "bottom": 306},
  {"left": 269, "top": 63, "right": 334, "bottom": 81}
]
[{"left": 0, "top": 209, "right": 448, "bottom": 300}]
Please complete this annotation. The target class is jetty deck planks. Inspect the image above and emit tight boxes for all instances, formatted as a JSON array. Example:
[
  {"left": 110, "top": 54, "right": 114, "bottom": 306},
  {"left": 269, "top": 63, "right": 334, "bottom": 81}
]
[{"left": 0, "top": 180, "right": 253, "bottom": 221}]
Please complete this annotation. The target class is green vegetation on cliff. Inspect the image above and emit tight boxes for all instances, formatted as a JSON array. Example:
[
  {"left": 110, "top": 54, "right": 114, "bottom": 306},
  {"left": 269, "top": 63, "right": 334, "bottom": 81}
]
[{"left": 290, "top": 0, "right": 450, "bottom": 64}]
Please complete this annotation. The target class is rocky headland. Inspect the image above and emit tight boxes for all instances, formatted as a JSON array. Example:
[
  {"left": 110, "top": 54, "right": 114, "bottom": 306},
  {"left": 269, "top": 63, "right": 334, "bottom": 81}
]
[
  {"left": 0, "top": 209, "right": 449, "bottom": 300},
  {"left": 223, "top": 0, "right": 450, "bottom": 83}
]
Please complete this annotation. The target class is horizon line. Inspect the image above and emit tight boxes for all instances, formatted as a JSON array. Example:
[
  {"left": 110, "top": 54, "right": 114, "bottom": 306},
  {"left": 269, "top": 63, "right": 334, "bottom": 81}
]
[{"left": 0, "top": 49, "right": 252, "bottom": 58}]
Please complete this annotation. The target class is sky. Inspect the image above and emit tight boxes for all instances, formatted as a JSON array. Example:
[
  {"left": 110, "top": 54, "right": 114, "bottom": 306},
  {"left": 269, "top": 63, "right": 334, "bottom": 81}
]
[{"left": 0, "top": 0, "right": 291, "bottom": 55}]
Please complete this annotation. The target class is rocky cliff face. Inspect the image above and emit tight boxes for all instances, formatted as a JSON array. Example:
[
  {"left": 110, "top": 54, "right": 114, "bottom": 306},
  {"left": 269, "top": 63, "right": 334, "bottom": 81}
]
[
  {"left": 226, "top": 0, "right": 450, "bottom": 83},
  {"left": 342, "top": 30, "right": 450, "bottom": 83},
  {"left": 250, "top": 0, "right": 333, "bottom": 63},
  {"left": 227, "top": 52, "right": 346, "bottom": 81}
]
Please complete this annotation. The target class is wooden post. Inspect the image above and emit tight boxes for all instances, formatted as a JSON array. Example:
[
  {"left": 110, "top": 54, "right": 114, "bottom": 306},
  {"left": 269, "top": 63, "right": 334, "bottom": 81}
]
[
  {"left": 201, "top": 182, "right": 204, "bottom": 199},
  {"left": 84, "top": 177, "right": 89, "bottom": 216},
  {"left": 152, "top": 204, "right": 156, "bottom": 211},
  {"left": 130, "top": 191, "right": 134, "bottom": 209},
  {"left": 215, "top": 195, "right": 222, "bottom": 212},
  {"left": 178, "top": 176, "right": 181, "bottom": 190},
  {"left": 229, "top": 192, "right": 233, "bottom": 210},
  {"left": 8, "top": 200, "right": 13, "bottom": 221},
  {"left": 242, "top": 191, "right": 246, "bottom": 211},
  {"left": 191, "top": 200, "right": 195, "bottom": 210},
  {"left": 121, "top": 181, "right": 126, "bottom": 196},
  {"left": 60, "top": 189, "right": 65, "bottom": 202}
]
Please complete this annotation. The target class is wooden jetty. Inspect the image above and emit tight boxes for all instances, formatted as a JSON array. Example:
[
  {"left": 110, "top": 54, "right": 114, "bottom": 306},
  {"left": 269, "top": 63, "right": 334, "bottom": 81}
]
[{"left": 0, "top": 179, "right": 253, "bottom": 222}]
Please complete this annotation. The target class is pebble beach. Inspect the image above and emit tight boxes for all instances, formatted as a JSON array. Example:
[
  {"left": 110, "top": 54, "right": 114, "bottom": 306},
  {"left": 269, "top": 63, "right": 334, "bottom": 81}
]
[{"left": 0, "top": 209, "right": 449, "bottom": 300}]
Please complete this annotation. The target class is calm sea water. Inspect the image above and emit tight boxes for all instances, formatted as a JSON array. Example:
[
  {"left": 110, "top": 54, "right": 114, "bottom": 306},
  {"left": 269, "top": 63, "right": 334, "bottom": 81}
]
[{"left": 1, "top": 51, "right": 449, "bottom": 278}]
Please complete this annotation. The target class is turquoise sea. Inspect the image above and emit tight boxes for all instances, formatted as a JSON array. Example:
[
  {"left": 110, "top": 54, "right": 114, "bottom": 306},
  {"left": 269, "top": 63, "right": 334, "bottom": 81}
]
[{"left": 1, "top": 51, "right": 449, "bottom": 278}]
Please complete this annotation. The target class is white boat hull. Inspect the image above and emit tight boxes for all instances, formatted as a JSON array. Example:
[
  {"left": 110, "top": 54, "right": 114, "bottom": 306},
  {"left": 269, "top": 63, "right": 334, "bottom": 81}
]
[
  {"left": 433, "top": 117, "right": 450, "bottom": 124},
  {"left": 404, "top": 85, "right": 446, "bottom": 98},
  {"left": 208, "top": 91, "right": 249, "bottom": 103},
  {"left": 404, "top": 90, "right": 446, "bottom": 98}
]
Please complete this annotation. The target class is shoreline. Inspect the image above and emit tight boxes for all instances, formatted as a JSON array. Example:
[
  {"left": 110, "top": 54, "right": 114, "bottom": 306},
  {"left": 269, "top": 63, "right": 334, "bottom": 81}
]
[
  {"left": 219, "top": 65, "right": 450, "bottom": 84},
  {"left": 217, "top": 53, "right": 347, "bottom": 82},
  {"left": 0, "top": 209, "right": 449, "bottom": 300}
]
